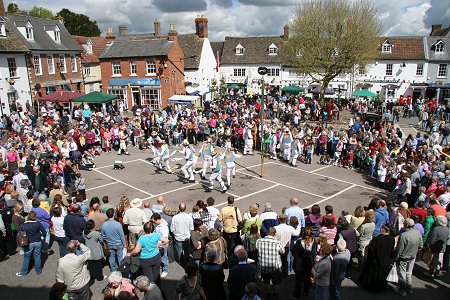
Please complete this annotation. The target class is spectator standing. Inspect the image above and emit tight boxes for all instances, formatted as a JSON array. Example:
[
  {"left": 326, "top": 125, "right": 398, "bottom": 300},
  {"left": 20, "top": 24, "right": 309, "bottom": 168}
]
[
  {"left": 15, "top": 211, "right": 46, "bottom": 277},
  {"left": 171, "top": 203, "right": 194, "bottom": 267},
  {"left": 393, "top": 218, "right": 423, "bottom": 296},
  {"left": 274, "top": 214, "right": 300, "bottom": 277},
  {"left": 151, "top": 213, "right": 170, "bottom": 277},
  {"left": 101, "top": 208, "right": 126, "bottom": 272},
  {"left": 260, "top": 202, "right": 279, "bottom": 237},
  {"left": 82, "top": 219, "right": 105, "bottom": 282},
  {"left": 88, "top": 203, "right": 107, "bottom": 231},
  {"left": 123, "top": 198, "right": 147, "bottom": 247},
  {"left": 291, "top": 227, "right": 317, "bottom": 298},
  {"left": 176, "top": 262, "right": 207, "bottom": 300},
  {"left": 312, "top": 244, "right": 333, "bottom": 300},
  {"left": 206, "top": 196, "right": 220, "bottom": 229},
  {"left": 374, "top": 200, "right": 389, "bottom": 236},
  {"left": 51, "top": 205, "right": 69, "bottom": 258},
  {"left": 285, "top": 197, "right": 305, "bottom": 227},
  {"left": 63, "top": 204, "right": 87, "bottom": 243},
  {"left": 31, "top": 199, "right": 51, "bottom": 253},
  {"left": 199, "top": 250, "right": 227, "bottom": 300},
  {"left": 356, "top": 211, "right": 375, "bottom": 267},
  {"left": 424, "top": 215, "right": 449, "bottom": 278},
  {"left": 256, "top": 227, "right": 284, "bottom": 296},
  {"left": 133, "top": 275, "right": 164, "bottom": 300},
  {"left": 330, "top": 239, "right": 351, "bottom": 300},
  {"left": 227, "top": 248, "right": 256, "bottom": 300},
  {"left": 56, "top": 240, "right": 92, "bottom": 300},
  {"left": 220, "top": 196, "right": 242, "bottom": 255}
]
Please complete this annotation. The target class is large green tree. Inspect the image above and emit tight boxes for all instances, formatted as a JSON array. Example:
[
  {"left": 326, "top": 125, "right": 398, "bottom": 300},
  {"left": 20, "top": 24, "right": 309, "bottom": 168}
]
[
  {"left": 284, "top": 0, "right": 382, "bottom": 105},
  {"left": 28, "top": 6, "right": 54, "bottom": 19},
  {"left": 7, "top": 3, "right": 19, "bottom": 13},
  {"left": 57, "top": 8, "right": 101, "bottom": 36}
]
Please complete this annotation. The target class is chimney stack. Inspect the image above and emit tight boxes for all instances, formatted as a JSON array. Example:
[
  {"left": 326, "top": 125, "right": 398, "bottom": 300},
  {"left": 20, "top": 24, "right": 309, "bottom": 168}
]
[
  {"left": 0, "top": 0, "right": 6, "bottom": 17},
  {"left": 195, "top": 15, "right": 208, "bottom": 39},
  {"left": 105, "top": 27, "right": 116, "bottom": 45},
  {"left": 283, "top": 24, "right": 289, "bottom": 40},
  {"left": 118, "top": 25, "right": 128, "bottom": 37},
  {"left": 168, "top": 23, "right": 177, "bottom": 41},
  {"left": 56, "top": 15, "right": 64, "bottom": 24},
  {"left": 154, "top": 19, "right": 161, "bottom": 37},
  {"left": 430, "top": 24, "right": 442, "bottom": 36}
]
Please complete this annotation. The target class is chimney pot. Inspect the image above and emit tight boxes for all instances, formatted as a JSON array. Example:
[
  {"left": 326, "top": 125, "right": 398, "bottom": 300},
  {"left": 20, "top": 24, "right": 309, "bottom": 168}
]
[
  {"left": 168, "top": 23, "right": 177, "bottom": 41},
  {"left": 105, "top": 27, "right": 116, "bottom": 44},
  {"left": 118, "top": 25, "right": 128, "bottom": 37},
  {"left": 154, "top": 19, "right": 161, "bottom": 37},
  {"left": 431, "top": 24, "right": 442, "bottom": 36},
  {"left": 195, "top": 16, "right": 208, "bottom": 39},
  {"left": 283, "top": 24, "right": 289, "bottom": 40}
]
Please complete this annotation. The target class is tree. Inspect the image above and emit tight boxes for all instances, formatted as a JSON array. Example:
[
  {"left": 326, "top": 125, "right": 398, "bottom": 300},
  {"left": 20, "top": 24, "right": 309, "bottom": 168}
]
[
  {"left": 57, "top": 8, "right": 101, "bottom": 36},
  {"left": 7, "top": 3, "right": 19, "bottom": 13},
  {"left": 284, "top": 0, "right": 382, "bottom": 106},
  {"left": 28, "top": 6, "right": 54, "bottom": 19}
]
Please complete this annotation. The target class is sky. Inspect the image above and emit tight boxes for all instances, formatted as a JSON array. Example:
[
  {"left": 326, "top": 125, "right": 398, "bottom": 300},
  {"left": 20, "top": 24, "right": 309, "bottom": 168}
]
[{"left": 7, "top": 0, "right": 450, "bottom": 41}]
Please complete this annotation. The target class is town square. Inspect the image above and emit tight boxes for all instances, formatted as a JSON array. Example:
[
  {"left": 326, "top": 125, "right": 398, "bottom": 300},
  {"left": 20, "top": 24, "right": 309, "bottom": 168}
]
[{"left": 0, "top": 0, "right": 449, "bottom": 300}]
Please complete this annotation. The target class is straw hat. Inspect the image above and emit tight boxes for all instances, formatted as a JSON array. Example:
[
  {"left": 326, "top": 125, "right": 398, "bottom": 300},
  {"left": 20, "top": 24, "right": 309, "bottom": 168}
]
[{"left": 130, "top": 198, "right": 143, "bottom": 208}]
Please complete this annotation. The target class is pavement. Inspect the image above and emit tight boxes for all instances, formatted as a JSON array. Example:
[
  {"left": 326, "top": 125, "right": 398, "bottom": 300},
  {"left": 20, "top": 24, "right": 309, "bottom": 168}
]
[{"left": 0, "top": 114, "right": 449, "bottom": 299}]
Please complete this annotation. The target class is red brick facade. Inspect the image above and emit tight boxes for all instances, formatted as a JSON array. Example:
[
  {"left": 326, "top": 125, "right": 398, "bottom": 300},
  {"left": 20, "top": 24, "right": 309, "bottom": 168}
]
[{"left": 29, "top": 52, "right": 84, "bottom": 102}]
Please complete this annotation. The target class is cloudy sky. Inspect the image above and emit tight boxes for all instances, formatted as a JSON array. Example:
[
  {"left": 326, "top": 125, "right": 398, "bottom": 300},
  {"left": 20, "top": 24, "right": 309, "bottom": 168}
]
[{"left": 8, "top": 0, "right": 450, "bottom": 41}]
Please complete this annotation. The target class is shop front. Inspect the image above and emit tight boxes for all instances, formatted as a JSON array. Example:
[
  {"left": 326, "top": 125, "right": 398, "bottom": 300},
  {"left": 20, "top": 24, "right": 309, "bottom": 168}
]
[{"left": 108, "top": 78, "right": 161, "bottom": 109}]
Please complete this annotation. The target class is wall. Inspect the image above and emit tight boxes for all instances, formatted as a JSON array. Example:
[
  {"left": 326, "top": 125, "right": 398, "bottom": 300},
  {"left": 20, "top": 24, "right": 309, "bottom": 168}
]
[
  {"left": 0, "top": 53, "right": 31, "bottom": 115},
  {"left": 83, "top": 63, "right": 102, "bottom": 92},
  {"left": 221, "top": 63, "right": 282, "bottom": 93},
  {"left": 196, "top": 38, "right": 219, "bottom": 101}
]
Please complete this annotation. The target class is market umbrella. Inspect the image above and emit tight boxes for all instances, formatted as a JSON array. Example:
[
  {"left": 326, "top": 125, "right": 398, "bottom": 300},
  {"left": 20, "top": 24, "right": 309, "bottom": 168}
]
[
  {"left": 353, "top": 90, "right": 377, "bottom": 98},
  {"left": 228, "top": 83, "right": 240, "bottom": 90},
  {"left": 312, "top": 86, "right": 334, "bottom": 95},
  {"left": 282, "top": 85, "right": 304, "bottom": 94},
  {"left": 38, "top": 90, "right": 83, "bottom": 103},
  {"left": 73, "top": 91, "right": 118, "bottom": 104}
]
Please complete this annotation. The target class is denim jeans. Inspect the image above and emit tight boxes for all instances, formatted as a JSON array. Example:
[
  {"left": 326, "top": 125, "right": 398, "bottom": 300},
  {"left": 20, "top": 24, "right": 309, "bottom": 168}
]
[
  {"left": 109, "top": 246, "right": 124, "bottom": 271},
  {"left": 175, "top": 239, "right": 190, "bottom": 267},
  {"left": 330, "top": 278, "right": 343, "bottom": 300},
  {"left": 54, "top": 236, "right": 70, "bottom": 258},
  {"left": 161, "top": 244, "right": 170, "bottom": 273},
  {"left": 440, "top": 135, "right": 449, "bottom": 146},
  {"left": 315, "top": 285, "right": 329, "bottom": 300},
  {"left": 19, "top": 241, "right": 42, "bottom": 275}
]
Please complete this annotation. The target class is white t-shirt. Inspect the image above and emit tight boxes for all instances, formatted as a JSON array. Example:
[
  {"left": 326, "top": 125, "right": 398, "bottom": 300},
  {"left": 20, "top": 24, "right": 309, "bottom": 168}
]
[
  {"left": 206, "top": 206, "right": 220, "bottom": 229},
  {"left": 51, "top": 216, "right": 66, "bottom": 238}
]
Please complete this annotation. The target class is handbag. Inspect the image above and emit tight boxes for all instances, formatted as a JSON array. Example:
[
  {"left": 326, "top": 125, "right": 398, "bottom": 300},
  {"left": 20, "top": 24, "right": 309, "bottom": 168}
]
[
  {"left": 17, "top": 231, "right": 29, "bottom": 247},
  {"left": 386, "top": 264, "right": 398, "bottom": 283},
  {"left": 235, "top": 207, "right": 244, "bottom": 231},
  {"left": 422, "top": 248, "right": 434, "bottom": 265},
  {"left": 102, "top": 241, "right": 111, "bottom": 257}
]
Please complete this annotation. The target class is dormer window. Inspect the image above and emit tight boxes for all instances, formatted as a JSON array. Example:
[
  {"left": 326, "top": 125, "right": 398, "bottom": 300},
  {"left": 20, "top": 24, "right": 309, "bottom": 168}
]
[
  {"left": 434, "top": 40, "right": 445, "bottom": 53},
  {"left": 54, "top": 26, "right": 60, "bottom": 43},
  {"left": 84, "top": 39, "right": 93, "bottom": 54},
  {"left": 382, "top": 41, "right": 392, "bottom": 53},
  {"left": 235, "top": 44, "right": 244, "bottom": 55},
  {"left": 0, "top": 17, "right": 6, "bottom": 37},
  {"left": 269, "top": 43, "right": 278, "bottom": 55},
  {"left": 26, "top": 22, "right": 33, "bottom": 40}
]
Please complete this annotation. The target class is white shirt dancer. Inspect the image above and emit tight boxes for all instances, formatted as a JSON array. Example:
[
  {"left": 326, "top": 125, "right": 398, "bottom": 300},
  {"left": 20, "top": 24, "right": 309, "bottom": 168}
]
[
  {"left": 281, "top": 127, "right": 293, "bottom": 161},
  {"left": 197, "top": 138, "right": 214, "bottom": 179},
  {"left": 179, "top": 140, "right": 197, "bottom": 182},
  {"left": 223, "top": 148, "right": 241, "bottom": 187},
  {"left": 148, "top": 131, "right": 161, "bottom": 164},
  {"left": 209, "top": 150, "right": 227, "bottom": 192},
  {"left": 156, "top": 140, "right": 173, "bottom": 174},
  {"left": 243, "top": 123, "right": 254, "bottom": 155},
  {"left": 290, "top": 135, "right": 301, "bottom": 167},
  {"left": 269, "top": 129, "right": 278, "bottom": 160}
]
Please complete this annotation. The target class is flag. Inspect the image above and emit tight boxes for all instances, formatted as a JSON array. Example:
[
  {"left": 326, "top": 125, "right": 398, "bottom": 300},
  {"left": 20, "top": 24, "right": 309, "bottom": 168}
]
[{"left": 215, "top": 50, "right": 220, "bottom": 72}]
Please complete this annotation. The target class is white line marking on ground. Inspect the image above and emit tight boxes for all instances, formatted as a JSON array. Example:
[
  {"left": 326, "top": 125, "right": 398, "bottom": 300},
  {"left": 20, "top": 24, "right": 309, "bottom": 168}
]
[
  {"left": 95, "top": 159, "right": 142, "bottom": 170},
  {"left": 215, "top": 184, "right": 280, "bottom": 207},
  {"left": 274, "top": 163, "right": 383, "bottom": 193},
  {"left": 310, "top": 165, "right": 332, "bottom": 173},
  {"left": 409, "top": 125, "right": 418, "bottom": 133},
  {"left": 225, "top": 191, "right": 241, "bottom": 199},
  {"left": 93, "top": 169, "right": 155, "bottom": 197},
  {"left": 142, "top": 183, "right": 200, "bottom": 200},
  {"left": 236, "top": 170, "right": 326, "bottom": 199},
  {"left": 235, "top": 161, "right": 274, "bottom": 172},
  {"left": 305, "top": 184, "right": 357, "bottom": 208},
  {"left": 86, "top": 181, "right": 119, "bottom": 191}
]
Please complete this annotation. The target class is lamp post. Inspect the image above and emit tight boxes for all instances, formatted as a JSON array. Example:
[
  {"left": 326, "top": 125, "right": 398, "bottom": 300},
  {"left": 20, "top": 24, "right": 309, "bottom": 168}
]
[{"left": 258, "top": 67, "right": 268, "bottom": 177}]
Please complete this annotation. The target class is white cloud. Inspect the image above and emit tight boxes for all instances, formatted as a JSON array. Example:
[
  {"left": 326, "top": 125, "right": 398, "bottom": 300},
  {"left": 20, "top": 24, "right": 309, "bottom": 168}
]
[{"left": 6, "top": 0, "right": 439, "bottom": 41}]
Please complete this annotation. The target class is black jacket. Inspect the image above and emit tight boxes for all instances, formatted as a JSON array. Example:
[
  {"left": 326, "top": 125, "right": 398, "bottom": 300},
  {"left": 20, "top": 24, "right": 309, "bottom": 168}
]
[{"left": 63, "top": 213, "right": 86, "bottom": 243}]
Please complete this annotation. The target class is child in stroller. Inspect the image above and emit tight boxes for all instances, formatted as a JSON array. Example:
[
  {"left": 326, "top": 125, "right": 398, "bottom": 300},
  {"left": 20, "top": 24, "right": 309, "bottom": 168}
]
[{"left": 80, "top": 151, "right": 96, "bottom": 171}]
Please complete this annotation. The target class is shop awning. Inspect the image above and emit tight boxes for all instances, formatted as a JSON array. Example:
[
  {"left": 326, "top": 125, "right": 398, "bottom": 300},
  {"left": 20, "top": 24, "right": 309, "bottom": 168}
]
[
  {"left": 427, "top": 83, "right": 450, "bottom": 88},
  {"left": 168, "top": 95, "right": 199, "bottom": 104},
  {"left": 109, "top": 78, "right": 160, "bottom": 86},
  {"left": 38, "top": 90, "right": 83, "bottom": 103},
  {"left": 73, "top": 91, "right": 118, "bottom": 103}
]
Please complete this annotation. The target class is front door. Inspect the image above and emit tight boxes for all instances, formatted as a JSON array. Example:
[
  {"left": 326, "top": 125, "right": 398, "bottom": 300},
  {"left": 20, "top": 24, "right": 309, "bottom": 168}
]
[{"left": 131, "top": 87, "right": 140, "bottom": 106}]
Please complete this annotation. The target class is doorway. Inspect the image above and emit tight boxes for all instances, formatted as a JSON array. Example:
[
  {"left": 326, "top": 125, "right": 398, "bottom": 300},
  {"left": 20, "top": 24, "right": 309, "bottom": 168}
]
[{"left": 131, "top": 87, "right": 140, "bottom": 106}]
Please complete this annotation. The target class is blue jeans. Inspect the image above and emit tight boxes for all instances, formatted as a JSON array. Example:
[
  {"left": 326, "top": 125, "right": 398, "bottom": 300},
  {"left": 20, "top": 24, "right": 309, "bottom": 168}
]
[
  {"left": 109, "top": 246, "right": 124, "bottom": 271},
  {"left": 54, "top": 236, "right": 69, "bottom": 258},
  {"left": 19, "top": 241, "right": 42, "bottom": 275},
  {"left": 330, "top": 278, "right": 343, "bottom": 300},
  {"left": 161, "top": 244, "right": 170, "bottom": 273},
  {"left": 441, "top": 135, "right": 449, "bottom": 146},
  {"left": 175, "top": 239, "right": 190, "bottom": 267},
  {"left": 315, "top": 285, "right": 329, "bottom": 300}
]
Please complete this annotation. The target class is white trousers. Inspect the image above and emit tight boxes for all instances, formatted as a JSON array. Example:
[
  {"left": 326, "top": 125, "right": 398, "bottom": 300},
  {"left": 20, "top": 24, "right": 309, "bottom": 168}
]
[
  {"left": 244, "top": 138, "right": 253, "bottom": 154},
  {"left": 282, "top": 143, "right": 291, "bottom": 161},
  {"left": 226, "top": 162, "right": 236, "bottom": 186},
  {"left": 209, "top": 170, "right": 226, "bottom": 190},
  {"left": 201, "top": 156, "right": 212, "bottom": 177},
  {"left": 181, "top": 159, "right": 195, "bottom": 180},
  {"left": 270, "top": 144, "right": 277, "bottom": 158},
  {"left": 159, "top": 155, "right": 172, "bottom": 173},
  {"left": 291, "top": 150, "right": 299, "bottom": 166}
]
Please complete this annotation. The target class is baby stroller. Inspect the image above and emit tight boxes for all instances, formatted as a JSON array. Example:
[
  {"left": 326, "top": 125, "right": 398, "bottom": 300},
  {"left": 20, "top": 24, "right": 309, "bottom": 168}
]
[{"left": 80, "top": 152, "right": 95, "bottom": 171}]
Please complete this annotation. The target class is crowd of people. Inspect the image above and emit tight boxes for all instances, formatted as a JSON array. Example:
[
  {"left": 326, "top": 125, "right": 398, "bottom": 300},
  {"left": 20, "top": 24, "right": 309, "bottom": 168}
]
[{"left": 0, "top": 93, "right": 449, "bottom": 299}]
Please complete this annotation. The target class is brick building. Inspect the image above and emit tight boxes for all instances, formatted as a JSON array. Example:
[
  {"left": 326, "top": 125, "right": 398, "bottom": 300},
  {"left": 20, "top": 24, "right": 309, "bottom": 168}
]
[
  {"left": 6, "top": 12, "right": 83, "bottom": 104},
  {"left": 99, "top": 22, "right": 184, "bottom": 110}
]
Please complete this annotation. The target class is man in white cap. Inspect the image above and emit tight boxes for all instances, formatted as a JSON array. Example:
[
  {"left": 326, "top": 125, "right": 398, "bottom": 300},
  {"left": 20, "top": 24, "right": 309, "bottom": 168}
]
[
  {"left": 330, "top": 239, "right": 351, "bottom": 300},
  {"left": 290, "top": 134, "right": 302, "bottom": 167},
  {"left": 197, "top": 138, "right": 214, "bottom": 180},
  {"left": 281, "top": 126, "right": 292, "bottom": 161},
  {"left": 243, "top": 123, "right": 254, "bottom": 155},
  {"left": 209, "top": 150, "right": 227, "bottom": 192},
  {"left": 123, "top": 198, "right": 147, "bottom": 247},
  {"left": 223, "top": 147, "right": 241, "bottom": 187},
  {"left": 179, "top": 140, "right": 197, "bottom": 182},
  {"left": 269, "top": 128, "right": 278, "bottom": 160}
]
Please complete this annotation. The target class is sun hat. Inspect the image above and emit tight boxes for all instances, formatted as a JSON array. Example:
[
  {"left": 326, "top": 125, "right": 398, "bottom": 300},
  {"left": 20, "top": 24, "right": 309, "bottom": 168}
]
[{"left": 130, "top": 198, "right": 143, "bottom": 208}]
